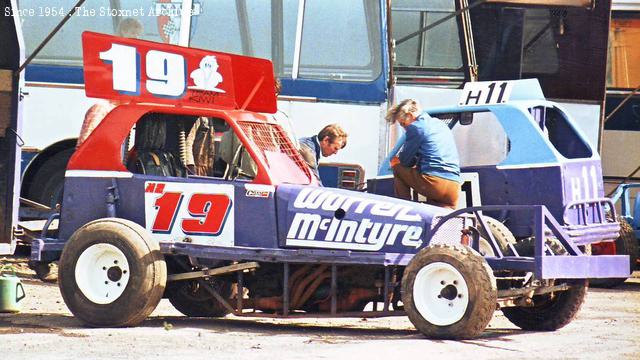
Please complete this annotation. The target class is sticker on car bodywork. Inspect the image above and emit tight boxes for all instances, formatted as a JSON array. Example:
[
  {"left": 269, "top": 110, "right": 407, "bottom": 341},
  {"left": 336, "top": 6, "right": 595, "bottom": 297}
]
[
  {"left": 144, "top": 181, "right": 234, "bottom": 246},
  {"left": 244, "top": 184, "right": 275, "bottom": 198}
]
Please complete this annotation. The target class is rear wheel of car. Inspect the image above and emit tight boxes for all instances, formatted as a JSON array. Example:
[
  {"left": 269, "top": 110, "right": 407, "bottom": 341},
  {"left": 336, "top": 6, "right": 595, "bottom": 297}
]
[
  {"left": 402, "top": 244, "right": 496, "bottom": 339},
  {"left": 501, "top": 279, "right": 587, "bottom": 331},
  {"left": 504, "top": 237, "right": 587, "bottom": 330},
  {"left": 590, "top": 217, "right": 638, "bottom": 288},
  {"left": 167, "top": 278, "right": 232, "bottom": 317},
  {"left": 58, "top": 218, "right": 167, "bottom": 327},
  {"left": 25, "top": 148, "right": 74, "bottom": 208}
]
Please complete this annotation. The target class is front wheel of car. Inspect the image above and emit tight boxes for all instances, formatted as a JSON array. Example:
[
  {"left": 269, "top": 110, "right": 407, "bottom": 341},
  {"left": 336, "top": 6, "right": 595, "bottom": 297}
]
[
  {"left": 402, "top": 244, "right": 497, "bottom": 339},
  {"left": 58, "top": 218, "right": 167, "bottom": 327}
]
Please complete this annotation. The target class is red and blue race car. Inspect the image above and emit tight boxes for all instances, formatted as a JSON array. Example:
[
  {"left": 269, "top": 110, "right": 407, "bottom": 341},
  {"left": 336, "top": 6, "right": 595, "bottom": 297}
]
[{"left": 31, "top": 32, "right": 629, "bottom": 339}]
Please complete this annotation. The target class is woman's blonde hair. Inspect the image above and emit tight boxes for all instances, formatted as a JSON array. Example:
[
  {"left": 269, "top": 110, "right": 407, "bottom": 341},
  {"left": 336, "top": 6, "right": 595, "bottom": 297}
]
[{"left": 385, "top": 98, "right": 420, "bottom": 124}]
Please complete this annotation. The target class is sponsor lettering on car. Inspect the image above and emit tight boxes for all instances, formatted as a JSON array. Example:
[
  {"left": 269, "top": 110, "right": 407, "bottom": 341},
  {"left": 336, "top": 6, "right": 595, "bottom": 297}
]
[{"left": 285, "top": 188, "right": 425, "bottom": 251}]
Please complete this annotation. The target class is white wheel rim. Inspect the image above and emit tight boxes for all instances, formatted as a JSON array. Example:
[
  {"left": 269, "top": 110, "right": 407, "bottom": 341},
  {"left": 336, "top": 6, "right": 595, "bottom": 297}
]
[
  {"left": 413, "top": 262, "right": 469, "bottom": 326},
  {"left": 75, "top": 243, "right": 130, "bottom": 305}
]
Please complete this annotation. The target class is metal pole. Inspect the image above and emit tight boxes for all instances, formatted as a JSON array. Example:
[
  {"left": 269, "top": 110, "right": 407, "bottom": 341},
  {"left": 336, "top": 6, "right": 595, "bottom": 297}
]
[
  {"left": 291, "top": 0, "right": 306, "bottom": 80},
  {"left": 178, "top": 0, "right": 193, "bottom": 46},
  {"left": 383, "top": 266, "right": 390, "bottom": 312},
  {"left": 283, "top": 263, "right": 290, "bottom": 316},
  {"left": 534, "top": 207, "right": 544, "bottom": 278},
  {"left": 236, "top": 270, "right": 244, "bottom": 314},
  {"left": 330, "top": 264, "right": 337, "bottom": 315}
]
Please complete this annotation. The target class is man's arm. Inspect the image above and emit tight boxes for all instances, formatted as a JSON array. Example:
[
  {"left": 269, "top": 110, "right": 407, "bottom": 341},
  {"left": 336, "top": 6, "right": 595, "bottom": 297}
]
[
  {"left": 398, "top": 124, "right": 420, "bottom": 167},
  {"left": 299, "top": 144, "right": 322, "bottom": 185}
]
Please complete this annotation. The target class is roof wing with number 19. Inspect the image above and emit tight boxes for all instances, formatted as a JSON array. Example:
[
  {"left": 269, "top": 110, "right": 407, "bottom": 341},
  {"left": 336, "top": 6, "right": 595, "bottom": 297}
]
[{"left": 82, "top": 31, "right": 277, "bottom": 113}]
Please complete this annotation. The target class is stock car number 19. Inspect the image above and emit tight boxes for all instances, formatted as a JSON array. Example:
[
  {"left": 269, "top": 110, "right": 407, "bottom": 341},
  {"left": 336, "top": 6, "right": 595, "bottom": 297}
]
[{"left": 144, "top": 182, "right": 235, "bottom": 246}]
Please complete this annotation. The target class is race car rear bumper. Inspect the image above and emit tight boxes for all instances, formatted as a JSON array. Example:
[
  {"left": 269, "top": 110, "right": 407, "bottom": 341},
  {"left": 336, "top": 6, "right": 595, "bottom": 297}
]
[{"left": 429, "top": 204, "right": 629, "bottom": 279}]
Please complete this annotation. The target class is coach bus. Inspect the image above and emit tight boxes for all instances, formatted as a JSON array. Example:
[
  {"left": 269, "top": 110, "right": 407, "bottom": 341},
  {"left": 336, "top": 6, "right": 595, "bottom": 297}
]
[{"left": 16, "top": 0, "right": 611, "bottom": 210}]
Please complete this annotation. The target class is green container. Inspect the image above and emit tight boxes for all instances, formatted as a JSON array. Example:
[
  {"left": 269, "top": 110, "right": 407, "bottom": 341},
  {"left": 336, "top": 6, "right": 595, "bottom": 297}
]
[{"left": 0, "top": 265, "right": 26, "bottom": 313}]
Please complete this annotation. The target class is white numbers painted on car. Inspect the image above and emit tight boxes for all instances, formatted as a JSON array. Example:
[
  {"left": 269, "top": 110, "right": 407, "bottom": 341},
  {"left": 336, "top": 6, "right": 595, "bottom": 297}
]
[
  {"left": 146, "top": 50, "right": 186, "bottom": 97},
  {"left": 99, "top": 44, "right": 138, "bottom": 94},
  {"left": 570, "top": 165, "right": 599, "bottom": 201},
  {"left": 459, "top": 81, "right": 514, "bottom": 106},
  {"left": 99, "top": 44, "right": 186, "bottom": 97}
]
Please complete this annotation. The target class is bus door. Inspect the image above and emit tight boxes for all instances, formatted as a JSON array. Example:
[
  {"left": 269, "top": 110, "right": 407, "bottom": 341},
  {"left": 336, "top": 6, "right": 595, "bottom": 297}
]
[{"left": 0, "top": 0, "right": 24, "bottom": 254}]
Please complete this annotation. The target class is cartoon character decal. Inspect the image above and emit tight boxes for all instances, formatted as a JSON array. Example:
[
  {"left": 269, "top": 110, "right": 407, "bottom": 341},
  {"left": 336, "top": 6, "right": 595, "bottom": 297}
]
[{"left": 189, "top": 55, "right": 225, "bottom": 92}]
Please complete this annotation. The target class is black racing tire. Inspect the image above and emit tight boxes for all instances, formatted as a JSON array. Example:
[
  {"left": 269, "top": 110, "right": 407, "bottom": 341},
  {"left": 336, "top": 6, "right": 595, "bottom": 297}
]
[
  {"left": 513, "top": 236, "right": 567, "bottom": 257},
  {"left": 167, "top": 278, "right": 232, "bottom": 317},
  {"left": 590, "top": 217, "right": 639, "bottom": 288},
  {"left": 58, "top": 218, "right": 167, "bottom": 327},
  {"left": 501, "top": 279, "right": 587, "bottom": 331},
  {"left": 402, "top": 244, "right": 497, "bottom": 339},
  {"left": 25, "top": 148, "right": 74, "bottom": 209},
  {"left": 504, "top": 237, "right": 587, "bottom": 331},
  {"left": 478, "top": 217, "right": 517, "bottom": 256}
]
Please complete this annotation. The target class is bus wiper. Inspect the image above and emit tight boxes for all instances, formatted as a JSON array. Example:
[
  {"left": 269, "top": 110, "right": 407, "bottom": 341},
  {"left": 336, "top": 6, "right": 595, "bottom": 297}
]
[
  {"left": 395, "top": 0, "right": 488, "bottom": 46},
  {"left": 17, "top": 0, "right": 87, "bottom": 74}
]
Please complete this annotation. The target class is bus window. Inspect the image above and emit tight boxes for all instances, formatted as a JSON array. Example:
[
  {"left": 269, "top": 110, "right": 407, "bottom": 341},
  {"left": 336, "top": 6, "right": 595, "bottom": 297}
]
[
  {"left": 472, "top": 7, "right": 559, "bottom": 81},
  {"left": 520, "top": 9, "right": 560, "bottom": 76},
  {"left": 19, "top": 0, "right": 113, "bottom": 64},
  {"left": 471, "top": 2, "right": 610, "bottom": 102},
  {"left": 190, "top": 0, "right": 382, "bottom": 83},
  {"left": 19, "top": 0, "right": 186, "bottom": 65},
  {"left": 189, "top": 0, "right": 297, "bottom": 79},
  {"left": 189, "top": 0, "right": 244, "bottom": 56},
  {"left": 391, "top": 0, "right": 465, "bottom": 85},
  {"left": 298, "top": 0, "right": 382, "bottom": 82}
]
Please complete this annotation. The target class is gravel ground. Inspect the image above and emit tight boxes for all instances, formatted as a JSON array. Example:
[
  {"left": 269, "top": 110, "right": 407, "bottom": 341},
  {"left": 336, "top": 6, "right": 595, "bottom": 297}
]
[{"left": 1, "top": 254, "right": 639, "bottom": 360}]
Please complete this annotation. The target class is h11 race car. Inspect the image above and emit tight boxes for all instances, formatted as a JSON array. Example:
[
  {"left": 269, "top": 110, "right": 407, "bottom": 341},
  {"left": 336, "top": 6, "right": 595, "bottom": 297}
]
[{"left": 31, "top": 32, "right": 629, "bottom": 339}]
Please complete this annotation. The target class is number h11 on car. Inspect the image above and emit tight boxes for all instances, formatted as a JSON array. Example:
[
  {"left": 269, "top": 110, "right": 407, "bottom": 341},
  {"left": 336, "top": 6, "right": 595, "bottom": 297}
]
[{"left": 30, "top": 32, "right": 629, "bottom": 340}]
